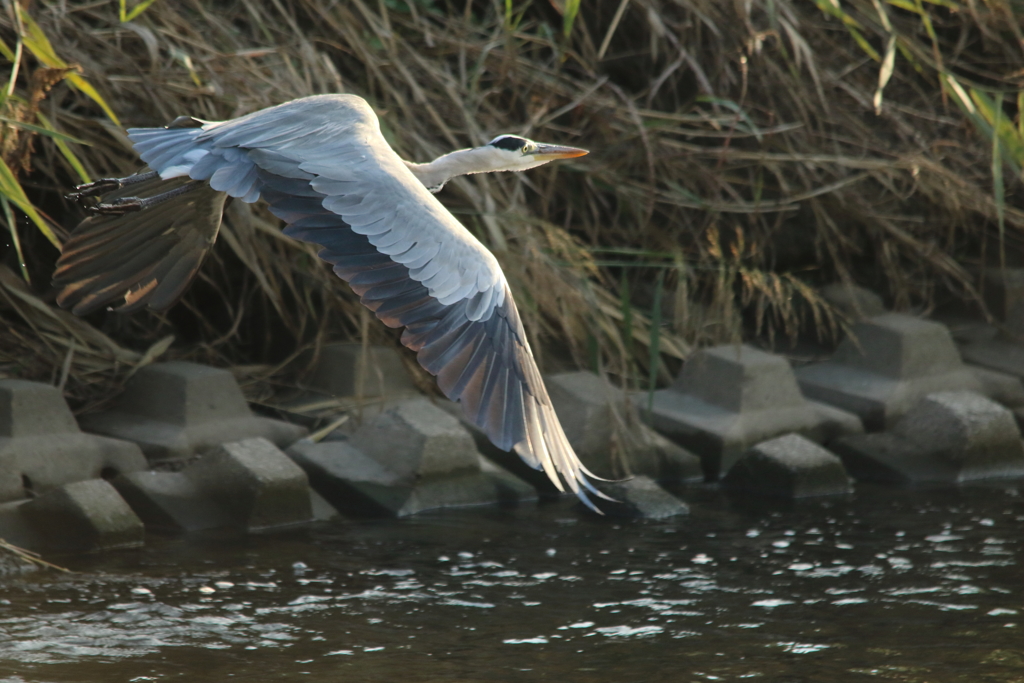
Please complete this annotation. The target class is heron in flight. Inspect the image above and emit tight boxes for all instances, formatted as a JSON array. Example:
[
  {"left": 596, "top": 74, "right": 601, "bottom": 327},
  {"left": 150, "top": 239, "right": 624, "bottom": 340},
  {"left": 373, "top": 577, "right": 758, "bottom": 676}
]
[{"left": 53, "top": 94, "right": 608, "bottom": 510}]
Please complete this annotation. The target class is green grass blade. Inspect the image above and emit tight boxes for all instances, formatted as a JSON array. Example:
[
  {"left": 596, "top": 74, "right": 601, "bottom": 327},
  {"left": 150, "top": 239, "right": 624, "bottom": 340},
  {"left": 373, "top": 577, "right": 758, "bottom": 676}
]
[
  {"left": 563, "top": 0, "right": 580, "bottom": 39},
  {"left": 0, "top": 36, "right": 16, "bottom": 61},
  {"left": 696, "top": 96, "right": 764, "bottom": 140},
  {"left": 992, "top": 92, "right": 1005, "bottom": 272},
  {"left": 965, "top": 87, "right": 1023, "bottom": 175},
  {"left": 65, "top": 74, "right": 121, "bottom": 126},
  {"left": 35, "top": 112, "right": 92, "bottom": 184},
  {"left": 124, "top": 0, "right": 161, "bottom": 23},
  {"left": 1019, "top": 92, "right": 1024, "bottom": 138},
  {"left": 848, "top": 27, "right": 881, "bottom": 62},
  {"left": 620, "top": 270, "right": 632, "bottom": 352},
  {"left": 647, "top": 269, "right": 664, "bottom": 413},
  {"left": 0, "top": 117, "right": 91, "bottom": 145},
  {"left": 0, "top": 197, "right": 30, "bottom": 283},
  {"left": 0, "top": 35, "right": 23, "bottom": 111},
  {"left": 17, "top": 8, "right": 121, "bottom": 126},
  {"left": 812, "top": 0, "right": 865, "bottom": 28},
  {"left": 0, "top": 159, "right": 61, "bottom": 249}
]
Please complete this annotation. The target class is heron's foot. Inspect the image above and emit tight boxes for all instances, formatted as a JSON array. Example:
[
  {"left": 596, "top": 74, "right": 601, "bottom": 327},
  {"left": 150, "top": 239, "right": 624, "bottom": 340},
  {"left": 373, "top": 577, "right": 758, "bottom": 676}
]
[
  {"left": 67, "top": 171, "right": 160, "bottom": 201},
  {"left": 87, "top": 197, "right": 145, "bottom": 215},
  {"left": 67, "top": 178, "right": 125, "bottom": 200}
]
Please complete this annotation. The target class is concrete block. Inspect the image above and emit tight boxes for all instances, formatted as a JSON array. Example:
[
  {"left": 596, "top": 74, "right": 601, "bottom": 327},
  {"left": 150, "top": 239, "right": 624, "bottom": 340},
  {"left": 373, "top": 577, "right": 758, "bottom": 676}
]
[
  {"left": 429, "top": 398, "right": 563, "bottom": 497},
  {"left": 969, "top": 365, "right": 1024, "bottom": 408},
  {"left": 981, "top": 267, "right": 1024, "bottom": 335},
  {"left": 79, "top": 361, "right": 307, "bottom": 463},
  {"left": 832, "top": 391, "right": 1024, "bottom": 484},
  {"left": 0, "top": 501, "right": 35, "bottom": 555},
  {"left": 190, "top": 438, "right": 312, "bottom": 532},
  {"left": 961, "top": 338, "right": 1024, "bottom": 383},
  {"left": 624, "top": 424, "right": 704, "bottom": 483},
  {"left": 308, "top": 488, "right": 342, "bottom": 522},
  {"left": 287, "top": 399, "right": 537, "bottom": 517},
  {"left": 589, "top": 476, "right": 689, "bottom": 518},
  {"left": 546, "top": 371, "right": 622, "bottom": 466},
  {"left": 20, "top": 480, "right": 144, "bottom": 552},
  {"left": 0, "top": 380, "right": 147, "bottom": 503},
  {"left": 112, "top": 471, "right": 229, "bottom": 532},
  {"left": 796, "top": 314, "right": 987, "bottom": 430},
  {"left": 113, "top": 438, "right": 312, "bottom": 532},
  {"left": 639, "top": 345, "right": 863, "bottom": 480},
  {"left": 0, "top": 378, "right": 78, "bottom": 436},
  {"left": 545, "top": 371, "right": 707, "bottom": 481},
  {"left": 819, "top": 282, "right": 886, "bottom": 321},
  {"left": 722, "top": 434, "right": 852, "bottom": 498},
  {"left": 947, "top": 320, "right": 999, "bottom": 345},
  {"left": 349, "top": 397, "right": 481, "bottom": 480},
  {"left": 296, "top": 342, "right": 416, "bottom": 398}
]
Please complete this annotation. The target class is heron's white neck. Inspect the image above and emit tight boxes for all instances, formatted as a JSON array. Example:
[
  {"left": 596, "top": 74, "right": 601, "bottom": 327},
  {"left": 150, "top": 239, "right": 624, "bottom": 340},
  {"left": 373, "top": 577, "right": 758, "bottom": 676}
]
[{"left": 404, "top": 147, "right": 508, "bottom": 194}]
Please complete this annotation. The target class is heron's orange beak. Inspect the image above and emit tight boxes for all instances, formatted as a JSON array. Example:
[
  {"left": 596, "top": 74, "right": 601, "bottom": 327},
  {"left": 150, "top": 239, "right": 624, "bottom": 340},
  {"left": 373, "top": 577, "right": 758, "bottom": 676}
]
[{"left": 531, "top": 144, "right": 589, "bottom": 160}]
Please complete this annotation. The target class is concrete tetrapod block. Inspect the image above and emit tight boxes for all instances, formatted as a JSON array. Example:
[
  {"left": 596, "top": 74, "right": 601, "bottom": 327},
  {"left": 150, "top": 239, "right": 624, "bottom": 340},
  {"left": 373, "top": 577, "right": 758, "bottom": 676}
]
[
  {"left": 112, "top": 470, "right": 228, "bottom": 532},
  {"left": 19, "top": 480, "right": 144, "bottom": 553},
  {"left": 588, "top": 476, "right": 689, "bottom": 519},
  {"left": 0, "top": 380, "right": 147, "bottom": 503},
  {"left": 796, "top": 314, "right": 990, "bottom": 431},
  {"left": 981, "top": 267, "right": 1024, "bottom": 335},
  {"left": 831, "top": 391, "right": 1024, "bottom": 484},
  {"left": 626, "top": 424, "right": 704, "bottom": 483},
  {"left": 638, "top": 345, "right": 862, "bottom": 480},
  {"left": 296, "top": 342, "right": 417, "bottom": 398},
  {"left": 961, "top": 338, "right": 1024, "bottom": 384},
  {"left": 429, "top": 397, "right": 562, "bottom": 498},
  {"left": 722, "top": 434, "right": 852, "bottom": 498},
  {"left": 0, "top": 547, "right": 37, "bottom": 576},
  {"left": 287, "top": 398, "right": 536, "bottom": 517},
  {"left": 79, "top": 361, "right": 307, "bottom": 463},
  {"left": 819, "top": 282, "right": 886, "bottom": 321},
  {"left": 113, "top": 437, "right": 313, "bottom": 533},
  {"left": 547, "top": 371, "right": 703, "bottom": 482},
  {"left": 968, "top": 365, "right": 1024, "bottom": 409}
]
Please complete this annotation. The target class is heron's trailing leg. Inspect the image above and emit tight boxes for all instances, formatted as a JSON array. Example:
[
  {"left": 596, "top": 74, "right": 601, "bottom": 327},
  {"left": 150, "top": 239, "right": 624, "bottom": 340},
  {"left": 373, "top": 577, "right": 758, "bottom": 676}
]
[
  {"left": 87, "top": 180, "right": 204, "bottom": 215},
  {"left": 67, "top": 170, "right": 160, "bottom": 200}
]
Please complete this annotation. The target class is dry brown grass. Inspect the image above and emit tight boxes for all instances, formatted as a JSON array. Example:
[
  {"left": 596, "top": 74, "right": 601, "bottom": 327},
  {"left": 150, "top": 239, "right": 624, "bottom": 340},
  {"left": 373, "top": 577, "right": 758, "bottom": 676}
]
[{"left": 1, "top": 0, "right": 1022, "bottom": 409}]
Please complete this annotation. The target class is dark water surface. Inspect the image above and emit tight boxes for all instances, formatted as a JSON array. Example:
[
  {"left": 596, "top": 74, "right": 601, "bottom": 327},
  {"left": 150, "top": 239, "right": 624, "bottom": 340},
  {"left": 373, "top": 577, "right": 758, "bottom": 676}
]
[{"left": 1, "top": 482, "right": 1022, "bottom": 682}]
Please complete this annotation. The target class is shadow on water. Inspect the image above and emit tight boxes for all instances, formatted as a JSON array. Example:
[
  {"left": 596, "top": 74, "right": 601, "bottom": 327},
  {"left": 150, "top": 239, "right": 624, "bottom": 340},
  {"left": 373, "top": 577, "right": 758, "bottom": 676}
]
[{"left": 1, "top": 481, "right": 1023, "bottom": 682}]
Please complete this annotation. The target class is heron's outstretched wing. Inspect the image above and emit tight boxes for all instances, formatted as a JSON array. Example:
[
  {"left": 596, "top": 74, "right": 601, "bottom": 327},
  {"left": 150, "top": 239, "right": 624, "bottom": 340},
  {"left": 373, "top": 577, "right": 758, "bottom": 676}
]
[
  {"left": 53, "top": 173, "right": 225, "bottom": 315},
  {"left": 195, "top": 96, "right": 605, "bottom": 505},
  {"left": 276, "top": 189, "right": 602, "bottom": 507},
  {"left": 95, "top": 94, "right": 605, "bottom": 506}
]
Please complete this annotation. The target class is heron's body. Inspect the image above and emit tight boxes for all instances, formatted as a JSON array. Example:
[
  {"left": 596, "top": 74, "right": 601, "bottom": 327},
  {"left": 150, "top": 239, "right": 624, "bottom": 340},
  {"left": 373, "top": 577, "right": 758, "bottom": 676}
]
[{"left": 53, "top": 94, "right": 605, "bottom": 508}]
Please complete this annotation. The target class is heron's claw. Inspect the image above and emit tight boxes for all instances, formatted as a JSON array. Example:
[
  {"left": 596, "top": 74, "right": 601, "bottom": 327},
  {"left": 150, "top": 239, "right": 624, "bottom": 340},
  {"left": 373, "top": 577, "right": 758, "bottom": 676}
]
[
  {"left": 67, "top": 178, "right": 125, "bottom": 200},
  {"left": 87, "top": 197, "right": 145, "bottom": 215}
]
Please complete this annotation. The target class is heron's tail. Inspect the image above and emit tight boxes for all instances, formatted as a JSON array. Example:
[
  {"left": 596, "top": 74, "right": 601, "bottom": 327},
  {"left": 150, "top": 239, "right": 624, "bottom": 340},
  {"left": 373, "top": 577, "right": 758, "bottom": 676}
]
[{"left": 53, "top": 173, "right": 226, "bottom": 315}]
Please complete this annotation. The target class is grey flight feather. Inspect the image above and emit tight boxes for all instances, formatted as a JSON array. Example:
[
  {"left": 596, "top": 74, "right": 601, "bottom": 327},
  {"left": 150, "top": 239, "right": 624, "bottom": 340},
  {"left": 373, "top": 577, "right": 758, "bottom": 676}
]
[{"left": 55, "top": 94, "right": 607, "bottom": 509}]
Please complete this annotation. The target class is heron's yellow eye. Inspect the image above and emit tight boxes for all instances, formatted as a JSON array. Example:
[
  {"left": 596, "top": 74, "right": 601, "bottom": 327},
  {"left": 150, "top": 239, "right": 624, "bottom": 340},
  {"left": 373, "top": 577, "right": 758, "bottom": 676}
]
[{"left": 522, "top": 142, "right": 537, "bottom": 154}]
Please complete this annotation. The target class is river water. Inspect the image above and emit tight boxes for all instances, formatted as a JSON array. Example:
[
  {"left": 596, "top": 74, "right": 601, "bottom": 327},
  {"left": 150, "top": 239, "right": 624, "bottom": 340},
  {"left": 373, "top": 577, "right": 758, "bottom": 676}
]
[{"left": 1, "top": 481, "right": 1022, "bottom": 682}]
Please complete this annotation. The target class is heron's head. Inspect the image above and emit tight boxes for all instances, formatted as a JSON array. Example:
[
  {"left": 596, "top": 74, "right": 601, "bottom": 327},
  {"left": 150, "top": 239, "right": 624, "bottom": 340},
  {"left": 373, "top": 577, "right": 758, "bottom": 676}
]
[
  {"left": 411, "top": 135, "right": 588, "bottom": 192},
  {"left": 480, "top": 135, "right": 589, "bottom": 173}
]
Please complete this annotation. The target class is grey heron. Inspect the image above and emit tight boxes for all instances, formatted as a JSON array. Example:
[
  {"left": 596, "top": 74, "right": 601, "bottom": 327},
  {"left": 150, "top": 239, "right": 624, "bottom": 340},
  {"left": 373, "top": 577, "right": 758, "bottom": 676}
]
[{"left": 53, "top": 94, "right": 608, "bottom": 510}]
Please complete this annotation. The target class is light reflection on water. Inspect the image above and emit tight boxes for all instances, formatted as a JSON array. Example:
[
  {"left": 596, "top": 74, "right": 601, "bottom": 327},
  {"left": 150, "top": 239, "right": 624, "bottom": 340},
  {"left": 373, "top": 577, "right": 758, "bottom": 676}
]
[{"left": 0, "top": 482, "right": 1022, "bottom": 682}]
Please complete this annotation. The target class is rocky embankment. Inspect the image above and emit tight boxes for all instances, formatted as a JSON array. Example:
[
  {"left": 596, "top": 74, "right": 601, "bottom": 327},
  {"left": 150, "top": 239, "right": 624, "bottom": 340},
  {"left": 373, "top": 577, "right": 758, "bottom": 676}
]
[{"left": 3, "top": 282, "right": 1024, "bottom": 556}]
